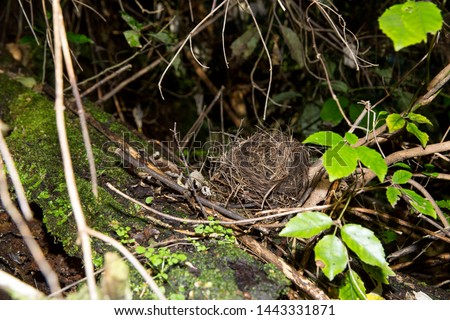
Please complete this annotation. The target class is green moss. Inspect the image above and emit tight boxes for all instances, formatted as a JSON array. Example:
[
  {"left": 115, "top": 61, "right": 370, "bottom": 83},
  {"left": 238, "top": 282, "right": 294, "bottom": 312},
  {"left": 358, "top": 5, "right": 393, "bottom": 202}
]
[{"left": 162, "top": 243, "right": 289, "bottom": 300}]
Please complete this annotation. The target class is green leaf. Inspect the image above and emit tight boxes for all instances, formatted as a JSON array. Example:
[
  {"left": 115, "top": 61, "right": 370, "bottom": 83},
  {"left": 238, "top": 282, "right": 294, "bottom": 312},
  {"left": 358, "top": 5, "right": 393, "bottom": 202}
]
[
  {"left": 145, "top": 196, "right": 154, "bottom": 204},
  {"left": 279, "top": 212, "right": 333, "bottom": 238},
  {"left": 386, "top": 113, "right": 405, "bottom": 132},
  {"left": 15, "top": 76, "right": 37, "bottom": 89},
  {"left": 356, "top": 146, "right": 387, "bottom": 182},
  {"left": 66, "top": 32, "right": 94, "bottom": 44},
  {"left": 436, "top": 200, "right": 450, "bottom": 210},
  {"left": 230, "top": 27, "right": 259, "bottom": 60},
  {"left": 270, "top": 91, "right": 302, "bottom": 106},
  {"left": 392, "top": 169, "right": 412, "bottom": 184},
  {"left": 303, "top": 131, "right": 343, "bottom": 147},
  {"left": 344, "top": 132, "right": 359, "bottom": 145},
  {"left": 280, "top": 26, "right": 304, "bottom": 68},
  {"left": 331, "top": 81, "right": 349, "bottom": 93},
  {"left": 378, "top": 230, "right": 398, "bottom": 245},
  {"left": 339, "top": 270, "right": 366, "bottom": 300},
  {"left": 386, "top": 187, "right": 402, "bottom": 207},
  {"left": 408, "top": 112, "right": 432, "bottom": 125},
  {"left": 406, "top": 122, "right": 429, "bottom": 147},
  {"left": 121, "top": 11, "right": 143, "bottom": 31},
  {"left": 378, "top": 2, "right": 443, "bottom": 51},
  {"left": 402, "top": 189, "right": 436, "bottom": 218},
  {"left": 314, "top": 235, "right": 348, "bottom": 281},
  {"left": 341, "top": 224, "right": 392, "bottom": 277},
  {"left": 323, "top": 143, "right": 358, "bottom": 182},
  {"left": 320, "top": 98, "right": 348, "bottom": 126},
  {"left": 123, "top": 30, "right": 142, "bottom": 48},
  {"left": 377, "top": 111, "right": 389, "bottom": 118},
  {"left": 401, "top": 2, "right": 443, "bottom": 39},
  {"left": 393, "top": 162, "right": 412, "bottom": 170},
  {"left": 149, "top": 30, "right": 176, "bottom": 45},
  {"left": 135, "top": 246, "right": 146, "bottom": 254},
  {"left": 361, "top": 262, "right": 395, "bottom": 285}
]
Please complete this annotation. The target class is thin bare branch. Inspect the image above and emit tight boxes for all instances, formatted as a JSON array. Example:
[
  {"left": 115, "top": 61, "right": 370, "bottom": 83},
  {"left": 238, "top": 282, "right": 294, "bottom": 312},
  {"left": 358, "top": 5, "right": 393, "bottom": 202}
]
[
  {"left": 52, "top": 0, "right": 97, "bottom": 299},
  {"left": 57, "top": 6, "right": 98, "bottom": 198},
  {"left": 243, "top": 0, "right": 272, "bottom": 120},
  {"left": 362, "top": 140, "right": 450, "bottom": 185},
  {"left": 87, "top": 228, "right": 166, "bottom": 300},
  {"left": 0, "top": 160, "right": 62, "bottom": 296},
  {"left": 158, "top": 0, "right": 228, "bottom": 99},
  {"left": 17, "top": 0, "right": 40, "bottom": 45},
  {"left": 0, "top": 270, "right": 46, "bottom": 299},
  {"left": 408, "top": 178, "right": 449, "bottom": 228},
  {"left": 0, "top": 122, "right": 33, "bottom": 221}
]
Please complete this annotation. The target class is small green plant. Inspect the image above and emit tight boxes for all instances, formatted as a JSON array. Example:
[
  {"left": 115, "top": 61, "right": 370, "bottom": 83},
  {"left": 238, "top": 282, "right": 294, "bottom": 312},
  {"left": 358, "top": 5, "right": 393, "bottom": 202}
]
[
  {"left": 194, "top": 217, "right": 236, "bottom": 246},
  {"left": 385, "top": 111, "right": 432, "bottom": 147},
  {"left": 121, "top": 11, "right": 143, "bottom": 48},
  {"left": 280, "top": 211, "right": 395, "bottom": 299},
  {"left": 188, "top": 238, "right": 208, "bottom": 252},
  {"left": 112, "top": 224, "right": 135, "bottom": 245},
  {"left": 135, "top": 246, "right": 187, "bottom": 281},
  {"left": 296, "top": 107, "right": 439, "bottom": 298},
  {"left": 387, "top": 169, "right": 436, "bottom": 218},
  {"left": 303, "top": 131, "right": 387, "bottom": 182},
  {"left": 145, "top": 196, "right": 154, "bottom": 204}
]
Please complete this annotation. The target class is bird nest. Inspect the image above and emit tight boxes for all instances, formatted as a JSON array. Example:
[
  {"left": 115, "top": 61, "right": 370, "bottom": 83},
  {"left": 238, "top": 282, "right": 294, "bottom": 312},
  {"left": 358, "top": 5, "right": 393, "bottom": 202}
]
[{"left": 209, "top": 130, "right": 311, "bottom": 210}]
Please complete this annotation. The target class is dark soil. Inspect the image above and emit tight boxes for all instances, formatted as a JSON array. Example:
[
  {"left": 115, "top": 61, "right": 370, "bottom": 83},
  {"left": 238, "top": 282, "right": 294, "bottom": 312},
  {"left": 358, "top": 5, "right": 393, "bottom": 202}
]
[{"left": 0, "top": 207, "right": 83, "bottom": 299}]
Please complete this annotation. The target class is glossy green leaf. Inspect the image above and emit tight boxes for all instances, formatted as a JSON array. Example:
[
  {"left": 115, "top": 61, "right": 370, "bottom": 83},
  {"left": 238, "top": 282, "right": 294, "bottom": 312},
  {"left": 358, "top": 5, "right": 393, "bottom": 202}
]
[
  {"left": 408, "top": 112, "right": 432, "bottom": 125},
  {"left": 280, "top": 26, "right": 304, "bottom": 68},
  {"left": 378, "top": 2, "right": 443, "bottom": 51},
  {"left": 386, "top": 187, "right": 401, "bottom": 207},
  {"left": 377, "top": 111, "right": 389, "bottom": 118},
  {"left": 392, "top": 170, "right": 412, "bottom": 184},
  {"left": 356, "top": 146, "right": 387, "bottom": 182},
  {"left": 279, "top": 212, "right": 333, "bottom": 238},
  {"left": 386, "top": 113, "right": 405, "bottom": 132},
  {"left": 123, "top": 30, "right": 142, "bottom": 48},
  {"left": 341, "top": 224, "right": 392, "bottom": 276},
  {"left": 323, "top": 143, "right": 358, "bottom": 182},
  {"left": 339, "top": 270, "right": 366, "bottom": 300},
  {"left": 303, "top": 131, "right": 343, "bottom": 147},
  {"left": 402, "top": 189, "right": 436, "bottom": 218},
  {"left": 314, "top": 235, "right": 348, "bottom": 281},
  {"left": 406, "top": 122, "right": 429, "bottom": 147},
  {"left": 344, "top": 132, "right": 359, "bottom": 145}
]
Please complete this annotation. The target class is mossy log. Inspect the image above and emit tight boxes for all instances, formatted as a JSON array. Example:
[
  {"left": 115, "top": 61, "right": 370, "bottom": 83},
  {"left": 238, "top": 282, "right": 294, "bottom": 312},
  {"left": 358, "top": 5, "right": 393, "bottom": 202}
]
[{"left": 0, "top": 67, "right": 289, "bottom": 299}]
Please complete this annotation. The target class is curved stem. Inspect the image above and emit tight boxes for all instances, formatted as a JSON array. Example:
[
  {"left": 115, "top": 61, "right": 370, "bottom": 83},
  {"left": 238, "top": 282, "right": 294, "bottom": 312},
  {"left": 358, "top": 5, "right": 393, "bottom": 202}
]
[{"left": 408, "top": 178, "right": 449, "bottom": 228}]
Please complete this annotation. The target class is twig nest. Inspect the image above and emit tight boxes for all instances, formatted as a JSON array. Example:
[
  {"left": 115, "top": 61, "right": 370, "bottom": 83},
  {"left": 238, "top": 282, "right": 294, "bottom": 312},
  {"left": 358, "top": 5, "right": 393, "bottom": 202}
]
[{"left": 210, "top": 130, "right": 310, "bottom": 209}]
